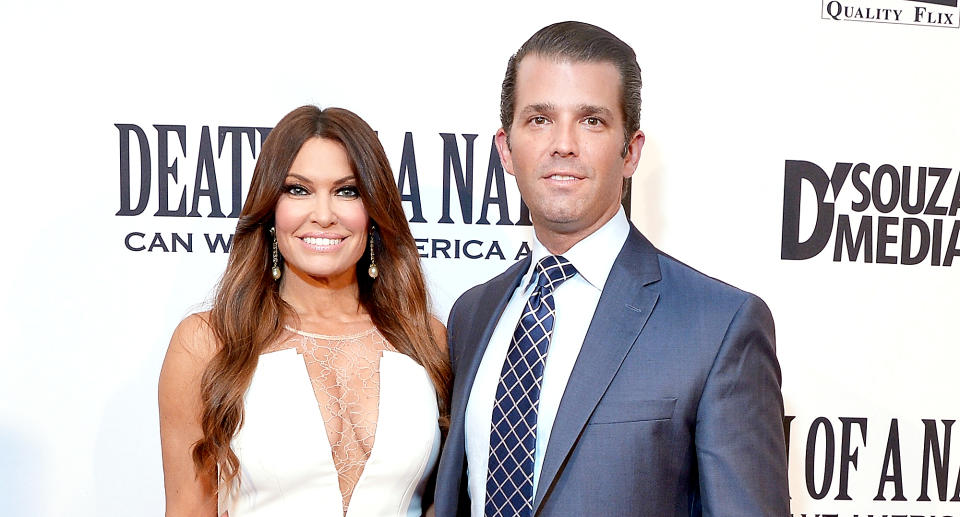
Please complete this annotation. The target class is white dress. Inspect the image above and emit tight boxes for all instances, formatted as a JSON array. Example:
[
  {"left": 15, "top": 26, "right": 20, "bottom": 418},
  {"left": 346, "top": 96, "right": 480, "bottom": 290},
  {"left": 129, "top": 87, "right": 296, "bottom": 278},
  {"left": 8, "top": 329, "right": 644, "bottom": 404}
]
[{"left": 219, "top": 327, "right": 441, "bottom": 517}]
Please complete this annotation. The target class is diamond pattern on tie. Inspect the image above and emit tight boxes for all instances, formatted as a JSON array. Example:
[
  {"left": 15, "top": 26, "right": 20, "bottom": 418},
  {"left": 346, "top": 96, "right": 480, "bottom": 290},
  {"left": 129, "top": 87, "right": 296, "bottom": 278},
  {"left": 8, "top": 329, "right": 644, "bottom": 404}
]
[{"left": 486, "top": 255, "right": 577, "bottom": 517}]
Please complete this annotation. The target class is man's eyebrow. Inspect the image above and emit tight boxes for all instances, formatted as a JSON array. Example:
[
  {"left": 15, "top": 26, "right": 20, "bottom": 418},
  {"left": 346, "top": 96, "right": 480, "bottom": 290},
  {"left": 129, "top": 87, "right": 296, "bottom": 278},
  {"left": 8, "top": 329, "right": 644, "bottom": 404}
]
[
  {"left": 579, "top": 104, "right": 615, "bottom": 118},
  {"left": 518, "top": 103, "right": 556, "bottom": 116}
]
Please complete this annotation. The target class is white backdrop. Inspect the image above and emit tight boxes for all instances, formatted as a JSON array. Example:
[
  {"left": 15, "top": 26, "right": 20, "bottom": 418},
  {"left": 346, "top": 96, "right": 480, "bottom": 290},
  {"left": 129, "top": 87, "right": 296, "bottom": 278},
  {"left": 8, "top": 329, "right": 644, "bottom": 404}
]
[{"left": 1, "top": 1, "right": 958, "bottom": 516}]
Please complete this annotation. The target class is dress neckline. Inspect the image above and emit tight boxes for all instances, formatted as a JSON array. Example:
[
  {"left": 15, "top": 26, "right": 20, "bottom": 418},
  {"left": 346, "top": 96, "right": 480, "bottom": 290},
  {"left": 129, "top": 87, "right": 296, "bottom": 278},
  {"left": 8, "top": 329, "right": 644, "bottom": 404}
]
[{"left": 283, "top": 324, "right": 379, "bottom": 341}]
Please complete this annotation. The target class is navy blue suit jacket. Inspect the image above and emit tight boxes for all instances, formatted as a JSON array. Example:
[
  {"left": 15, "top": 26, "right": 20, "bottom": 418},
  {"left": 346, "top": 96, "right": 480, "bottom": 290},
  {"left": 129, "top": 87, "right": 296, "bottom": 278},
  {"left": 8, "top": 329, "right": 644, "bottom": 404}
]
[{"left": 433, "top": 226, "right": 789, "bottom": 516}]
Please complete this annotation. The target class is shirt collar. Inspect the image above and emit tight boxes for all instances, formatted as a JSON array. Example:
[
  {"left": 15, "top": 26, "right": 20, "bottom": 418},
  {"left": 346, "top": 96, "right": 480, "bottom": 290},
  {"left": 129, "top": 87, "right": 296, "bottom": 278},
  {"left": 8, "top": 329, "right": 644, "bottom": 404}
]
[{"left": 524, "top": 206, "right": 630, "bottom": 292}]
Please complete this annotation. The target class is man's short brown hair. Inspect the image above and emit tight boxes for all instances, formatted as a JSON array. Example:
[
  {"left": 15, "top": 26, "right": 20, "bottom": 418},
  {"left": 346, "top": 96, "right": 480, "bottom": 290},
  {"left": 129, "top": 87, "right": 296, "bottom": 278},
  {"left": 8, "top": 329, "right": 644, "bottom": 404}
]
[{"left": 500, "top": 21, "right": 643, "bottom": 150}]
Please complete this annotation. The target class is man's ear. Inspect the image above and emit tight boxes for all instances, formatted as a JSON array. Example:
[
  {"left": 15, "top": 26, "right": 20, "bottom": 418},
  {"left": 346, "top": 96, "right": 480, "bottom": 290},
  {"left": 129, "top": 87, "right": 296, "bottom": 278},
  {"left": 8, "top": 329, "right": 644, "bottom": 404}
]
[
  {"left": 622, "top": 129, "right": 645, "bottom": 179},
  {"left": 495, "top": 128, "right": 515, "bottom": 176}
]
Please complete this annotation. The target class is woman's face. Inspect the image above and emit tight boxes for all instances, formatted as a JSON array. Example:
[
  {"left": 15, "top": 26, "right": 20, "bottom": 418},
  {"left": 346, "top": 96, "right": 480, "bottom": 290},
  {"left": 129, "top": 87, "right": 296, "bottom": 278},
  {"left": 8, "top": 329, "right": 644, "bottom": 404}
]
[{"left": 274, "top": 137, "right": 369, "bottom": 284}]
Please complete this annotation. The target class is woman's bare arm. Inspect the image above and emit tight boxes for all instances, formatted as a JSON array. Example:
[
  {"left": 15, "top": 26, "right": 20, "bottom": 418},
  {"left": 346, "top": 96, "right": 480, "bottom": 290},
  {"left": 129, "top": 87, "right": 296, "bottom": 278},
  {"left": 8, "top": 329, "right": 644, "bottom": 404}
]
[{"left": 158, "top": 313, "right": 219, "bottom": 517}]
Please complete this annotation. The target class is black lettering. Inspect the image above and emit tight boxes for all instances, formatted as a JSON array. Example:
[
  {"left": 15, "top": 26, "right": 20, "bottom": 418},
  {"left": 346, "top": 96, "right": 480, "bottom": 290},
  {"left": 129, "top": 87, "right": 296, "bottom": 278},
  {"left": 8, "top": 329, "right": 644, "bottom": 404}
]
[
  {"left": 875, "top": 419, "right": 906, "bottom": 501},
  {"left": 945, "top": 220, "right": 960, "bottom": 267},
  {"left": 115, "top": 124, "right": 151, "bottom": 216},
  {"left": 954, "top": 431, "right": 960, "bottom": 501},
  {"left": 826, "top": 0, "right": 842, "bottom": 20},
  {"left": 171, "top": 233, "right": 193, "bottom": 252},
  {"left": 397, "top": 132, "right": 426, "bottom": 223},
  {"left": 851, "top": 163, "right": 871, "bottom": 212},
  {"left": 836, "top": 417, "right": 867, "bottom": 500},
  {"left": 950, "top": 169, "right": 960, "bottom": 216},
  {"left": 931, "top": 219, "right": 943, "bottom": 266},
  {"left": 919, "top": 419, "right": 954, "bottom": 501},
  {"left": 901, "top": 166, "right": 926, "bottom": 215},
  {"left": 218, "top": 126, "right": 258, "bottom": 218},
  {"left": 517, "top": 198, "right": 532, "bottom": 226},
  {"left": 782, "top": 160, "right": 835, "bottom": 260},
  {"left": 256, "top": 127, "right": 272, "bottom": 148},
  {"left": 901, "top": 218, "right": 930, "bottom": 265},
  {"left": 833, "top": 215, "right": 873, "bottom": 263},
  {"left": 514, "top": 241, "right": 531, "bottom": 260},
  {"left": 806, "top": 417, "right": 835, "bottom": 499},
  {"left": 462, "top": 240, "right": 483, "bottom": 259},
  {"left": 485, "top": 241, "right": 505, "bottom": 260},
  {"left": 153, "top": 125, "right": 188, "bottom": 217},
  {"left": 439, "top": 133, "right": 477, "bottom": 224},
  {"left": 872, "top": 164, "right": 900, "bottom": 213},
  {"left": 432, "top": 239, "right": 451, "bottom": 259},
  {"left": 415, "top": 237, "right": 427, "bottom": 258},
  {"left": 830, "top": 161, "right": 852, "bottom": 199},
  {"left": 124, "top": 232, "right": 146, "bottom": 251},
  {"left": 876, "top": 216, "right": 899, "bottom": 264},
  {"left": 147, "top": 233, "right": 170, "bottom": 252},
  {"left": 477, "top": 136, "right": 512, "bottom": 225},
  {"left": 925, "top": 167, "right": 950, "bottom": 215},
  {"left": 188, "top": 126, "right": 225, "bottom": 218},
  {"left": 204, "top": 233, "right": 233, "bottom": 253}
]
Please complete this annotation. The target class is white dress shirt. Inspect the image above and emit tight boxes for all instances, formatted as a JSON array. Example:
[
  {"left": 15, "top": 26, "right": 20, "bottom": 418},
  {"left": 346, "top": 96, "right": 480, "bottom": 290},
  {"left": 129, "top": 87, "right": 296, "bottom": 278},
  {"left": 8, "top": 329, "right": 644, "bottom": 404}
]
[{"left": 464, "top": 207, "right": 630, "bottom": 516}]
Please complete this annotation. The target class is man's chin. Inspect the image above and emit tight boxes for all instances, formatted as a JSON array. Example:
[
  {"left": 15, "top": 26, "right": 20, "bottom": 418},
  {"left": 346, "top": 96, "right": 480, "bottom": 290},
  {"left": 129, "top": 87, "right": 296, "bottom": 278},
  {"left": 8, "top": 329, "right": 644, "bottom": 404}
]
[
  {"left": 536, "top": 207, "right": 579, "bottom": 226},
  {"left": 536, "top": 213, "right": 587, "bottom": 236}
]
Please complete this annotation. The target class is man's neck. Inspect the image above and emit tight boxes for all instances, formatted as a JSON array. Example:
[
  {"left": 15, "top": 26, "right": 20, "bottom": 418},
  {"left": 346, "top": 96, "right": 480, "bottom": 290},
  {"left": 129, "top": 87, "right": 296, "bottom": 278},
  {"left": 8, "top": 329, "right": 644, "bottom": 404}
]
[{"left": 533, "top": 207, "right": 621, "bottom": 255}]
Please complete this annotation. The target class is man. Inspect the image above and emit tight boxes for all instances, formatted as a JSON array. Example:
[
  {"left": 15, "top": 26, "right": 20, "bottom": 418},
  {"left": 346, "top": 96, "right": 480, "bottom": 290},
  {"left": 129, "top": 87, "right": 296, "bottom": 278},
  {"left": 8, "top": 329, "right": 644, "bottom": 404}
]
[{"left": 434, "top": 21, "right": 789, "bottom": 516}]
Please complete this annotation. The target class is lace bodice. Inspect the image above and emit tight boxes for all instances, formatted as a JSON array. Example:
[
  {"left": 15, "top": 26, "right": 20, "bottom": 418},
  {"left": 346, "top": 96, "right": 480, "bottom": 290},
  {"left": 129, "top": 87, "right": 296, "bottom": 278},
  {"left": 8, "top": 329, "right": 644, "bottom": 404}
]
[
  {"left": 265, "top": 326, "right": 397, "bottom": 514},
  {"left": 219, "top": 325, "right": 440, "bottom": 517}
]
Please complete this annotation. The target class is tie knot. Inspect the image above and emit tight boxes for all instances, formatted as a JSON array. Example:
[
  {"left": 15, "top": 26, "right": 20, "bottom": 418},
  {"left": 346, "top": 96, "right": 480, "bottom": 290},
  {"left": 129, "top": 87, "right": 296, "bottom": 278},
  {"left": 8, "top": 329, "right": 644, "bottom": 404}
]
[{"left": 533, "top": 255, "right": 577, "bottom": 294}]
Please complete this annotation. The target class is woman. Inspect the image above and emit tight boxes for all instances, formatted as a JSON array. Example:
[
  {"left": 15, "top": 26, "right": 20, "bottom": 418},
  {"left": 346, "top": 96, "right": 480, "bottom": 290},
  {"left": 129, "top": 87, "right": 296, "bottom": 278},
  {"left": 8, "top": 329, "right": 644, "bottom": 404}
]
[{"left": 159, "top": 106, "right": 450, "bottom": 516}]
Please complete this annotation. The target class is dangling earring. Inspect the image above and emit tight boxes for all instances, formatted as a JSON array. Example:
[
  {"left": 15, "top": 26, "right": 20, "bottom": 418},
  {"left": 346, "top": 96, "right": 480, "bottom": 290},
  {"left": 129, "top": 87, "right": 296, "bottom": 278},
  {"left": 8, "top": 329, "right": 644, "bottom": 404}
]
[
  {"left": 367, "top": 226, "right": 379, "bottom": 279},
  {"left": 270, "top": 227, "right": 282, "bottom": 280}
]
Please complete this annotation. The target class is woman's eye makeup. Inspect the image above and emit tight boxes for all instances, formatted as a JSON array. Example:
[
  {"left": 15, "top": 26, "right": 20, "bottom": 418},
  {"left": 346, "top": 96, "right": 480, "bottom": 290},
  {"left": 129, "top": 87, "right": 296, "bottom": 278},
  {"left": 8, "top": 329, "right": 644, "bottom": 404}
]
[
  {"left": 282, "top": 180, "right": 359, "bottom": 198},
  {"left": 284, "top": 183, "right": 309, "bottom": 196},
  {"left": 336, "top": 185, "right": 360, "bottom": 198}
]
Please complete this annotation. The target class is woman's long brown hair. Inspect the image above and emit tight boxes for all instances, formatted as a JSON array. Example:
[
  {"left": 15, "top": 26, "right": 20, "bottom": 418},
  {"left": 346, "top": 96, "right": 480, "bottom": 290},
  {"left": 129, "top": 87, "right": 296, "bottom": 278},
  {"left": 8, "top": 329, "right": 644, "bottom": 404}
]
[{"left": 191, "top": 106, "right": 451, "bottom": 486}]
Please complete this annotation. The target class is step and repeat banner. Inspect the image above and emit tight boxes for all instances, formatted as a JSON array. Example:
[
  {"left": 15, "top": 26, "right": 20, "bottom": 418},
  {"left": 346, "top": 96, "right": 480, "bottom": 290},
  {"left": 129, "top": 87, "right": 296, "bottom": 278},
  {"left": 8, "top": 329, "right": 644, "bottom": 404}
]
[{"left": 1, "top": 2, "right": 957, "bottom": 516}]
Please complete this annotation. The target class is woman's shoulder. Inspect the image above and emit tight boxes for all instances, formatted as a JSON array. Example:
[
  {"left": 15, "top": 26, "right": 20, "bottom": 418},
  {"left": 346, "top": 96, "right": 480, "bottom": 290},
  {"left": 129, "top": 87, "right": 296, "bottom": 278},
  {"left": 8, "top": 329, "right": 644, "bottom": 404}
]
[
  {"left": 160, "top": 312, "right": 220, "bottom": 389},
  {"left": 169, "top": 311, "right": 220, "bottom": 361},
  {"left": 428, "top": 316, "right": 447, "bottom": 353}
]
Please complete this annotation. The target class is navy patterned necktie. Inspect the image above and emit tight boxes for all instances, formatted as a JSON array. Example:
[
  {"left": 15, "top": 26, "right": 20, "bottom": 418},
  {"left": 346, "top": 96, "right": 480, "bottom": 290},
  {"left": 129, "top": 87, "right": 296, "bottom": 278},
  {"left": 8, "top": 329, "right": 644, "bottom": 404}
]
[{"left": 485, "top": 255, "right": 578, "bottom": 517}]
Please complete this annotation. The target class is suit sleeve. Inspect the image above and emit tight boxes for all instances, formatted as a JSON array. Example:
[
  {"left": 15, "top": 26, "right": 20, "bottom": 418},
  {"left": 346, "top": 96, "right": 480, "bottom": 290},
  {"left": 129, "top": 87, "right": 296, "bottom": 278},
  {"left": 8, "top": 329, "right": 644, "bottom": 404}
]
[
  {"left": 446, "top": 294, "right": 465, "bottom": 372},
  {"left": 695, "top": 294, "right": 790, "bottom": 516}
]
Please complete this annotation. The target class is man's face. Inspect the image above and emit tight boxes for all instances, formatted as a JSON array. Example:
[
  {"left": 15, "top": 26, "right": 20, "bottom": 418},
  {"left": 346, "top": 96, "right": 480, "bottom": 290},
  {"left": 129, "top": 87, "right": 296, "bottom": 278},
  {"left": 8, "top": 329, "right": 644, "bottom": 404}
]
[{"left": 496, "top": 54, "right": 643, "bottom": 251}]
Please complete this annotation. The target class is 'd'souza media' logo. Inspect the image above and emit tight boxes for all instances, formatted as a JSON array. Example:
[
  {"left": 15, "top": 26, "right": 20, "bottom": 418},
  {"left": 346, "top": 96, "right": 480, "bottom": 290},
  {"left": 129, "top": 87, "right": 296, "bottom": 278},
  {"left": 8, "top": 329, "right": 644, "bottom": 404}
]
[{"left": 780, "top": 159, "right": 960, "bottom": 266}]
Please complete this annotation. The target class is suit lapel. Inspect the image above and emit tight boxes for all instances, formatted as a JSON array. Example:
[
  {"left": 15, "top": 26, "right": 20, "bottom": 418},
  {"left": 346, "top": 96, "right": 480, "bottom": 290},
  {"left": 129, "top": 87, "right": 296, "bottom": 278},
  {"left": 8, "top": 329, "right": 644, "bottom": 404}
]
[
  {"left": 441, "top": 256, "right": 530, "bottom": 514},
  {"left": 533, "top": 228, "right": 662, "bottom": 513},
  {"left": 449, "top": 257, "right": 530, "bottom": 421}
]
